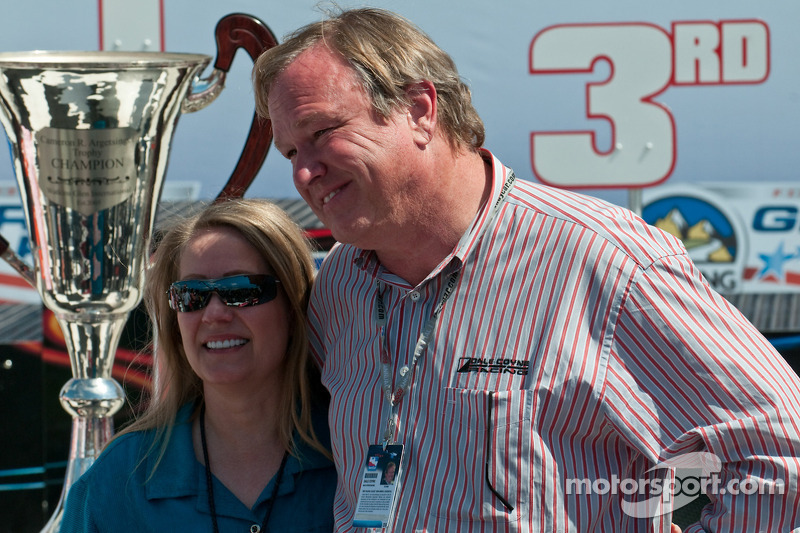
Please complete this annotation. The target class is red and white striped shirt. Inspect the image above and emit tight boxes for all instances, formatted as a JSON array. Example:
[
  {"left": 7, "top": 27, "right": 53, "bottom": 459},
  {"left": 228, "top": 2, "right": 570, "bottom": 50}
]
[{"left": 308, "top": 150, "right": 800, "bottom": 532}]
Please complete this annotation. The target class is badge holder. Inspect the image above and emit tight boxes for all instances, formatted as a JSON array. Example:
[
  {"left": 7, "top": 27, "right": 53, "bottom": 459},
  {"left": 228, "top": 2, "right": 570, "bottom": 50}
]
[{"left": 352, "top": 444, "right": 405, "bottom": 529}]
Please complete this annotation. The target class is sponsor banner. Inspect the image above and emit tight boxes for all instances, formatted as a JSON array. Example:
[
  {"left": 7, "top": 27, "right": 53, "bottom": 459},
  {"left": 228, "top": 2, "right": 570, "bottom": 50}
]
[{"left": 642, "top": 183, "right": 800, "bottom": 295}]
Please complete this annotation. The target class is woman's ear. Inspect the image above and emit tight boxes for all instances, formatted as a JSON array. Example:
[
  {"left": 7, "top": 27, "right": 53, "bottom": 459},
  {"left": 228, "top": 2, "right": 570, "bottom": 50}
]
[{"left": 405, "top": 80, "right": 437, "bottom": 147}]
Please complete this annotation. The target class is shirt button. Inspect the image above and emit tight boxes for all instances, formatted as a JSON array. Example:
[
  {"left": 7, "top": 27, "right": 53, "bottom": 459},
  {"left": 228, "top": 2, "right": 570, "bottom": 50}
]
[
  {"left": 409, "top": 290, "right": 420, "bottom": 301},
  {"left": 250, "top": 525, "right": 261, "bottom": 533}
]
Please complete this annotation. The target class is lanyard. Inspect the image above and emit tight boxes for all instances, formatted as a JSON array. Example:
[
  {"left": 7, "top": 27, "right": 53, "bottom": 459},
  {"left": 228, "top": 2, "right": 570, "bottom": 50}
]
[
  {"left": 372, "top": 165, "right": 516, "bottom": 447},
  {"left": 375, "top": 270, "right": 459, "bottom": 446}
]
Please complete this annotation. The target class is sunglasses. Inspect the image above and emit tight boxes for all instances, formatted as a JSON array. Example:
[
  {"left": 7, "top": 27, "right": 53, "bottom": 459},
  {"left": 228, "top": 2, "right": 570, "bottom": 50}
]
[{"left": 167, "top": 274, "right": 281, "bottom": 313}]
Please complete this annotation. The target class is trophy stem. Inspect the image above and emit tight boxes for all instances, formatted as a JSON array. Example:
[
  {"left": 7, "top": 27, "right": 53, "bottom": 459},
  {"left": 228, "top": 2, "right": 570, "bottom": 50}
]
[
  {"left": 57, "top": 313, "right": 131, "bottom": 381},
  {"left": 41, "top": 314, "right": 128, "bottom": 532},
  {"left": 40, "top": 416, "right": 116, "bottom": 533}
]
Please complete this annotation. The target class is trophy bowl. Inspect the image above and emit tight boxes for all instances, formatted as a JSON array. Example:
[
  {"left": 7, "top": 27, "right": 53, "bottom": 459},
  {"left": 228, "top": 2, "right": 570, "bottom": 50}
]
[{"left": 0, "top": 13, "right": 277, "bottom": 532}]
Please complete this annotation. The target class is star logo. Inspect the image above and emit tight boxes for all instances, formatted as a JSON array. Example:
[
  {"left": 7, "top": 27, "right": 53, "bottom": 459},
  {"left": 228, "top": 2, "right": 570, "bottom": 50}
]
[{"left": 757, "top": 242, "right": 799, "bottom": 281}]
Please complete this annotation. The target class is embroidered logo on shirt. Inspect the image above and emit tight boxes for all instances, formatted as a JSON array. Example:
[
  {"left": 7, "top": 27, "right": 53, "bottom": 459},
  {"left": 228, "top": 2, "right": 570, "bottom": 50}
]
[{"left": 456, "top": 357, "right": 529, "bottom": 375}]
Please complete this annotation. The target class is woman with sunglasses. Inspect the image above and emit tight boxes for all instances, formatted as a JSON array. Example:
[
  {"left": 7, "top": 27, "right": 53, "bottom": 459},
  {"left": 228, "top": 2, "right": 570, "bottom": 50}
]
[{"left": 61, "top": 199, "right": 336, "bottom": 532}]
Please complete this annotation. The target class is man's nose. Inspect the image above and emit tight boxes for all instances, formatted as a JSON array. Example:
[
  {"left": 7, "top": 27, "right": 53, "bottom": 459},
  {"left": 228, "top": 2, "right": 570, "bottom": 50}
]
[{"left": 293, "top": 150, "right": 325, "bottom": 188}]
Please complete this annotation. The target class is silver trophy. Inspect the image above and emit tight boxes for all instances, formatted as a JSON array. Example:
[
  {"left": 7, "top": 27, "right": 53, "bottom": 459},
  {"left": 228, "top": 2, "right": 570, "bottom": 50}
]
[{"left": 0, "top": 14, "right": 277, "bottom": 532}]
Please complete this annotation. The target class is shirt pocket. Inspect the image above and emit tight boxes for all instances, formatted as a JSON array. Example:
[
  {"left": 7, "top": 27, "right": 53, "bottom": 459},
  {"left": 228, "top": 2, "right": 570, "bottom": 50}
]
[{"left": 434, "top": 388, "right": 532, "bottom": 522}]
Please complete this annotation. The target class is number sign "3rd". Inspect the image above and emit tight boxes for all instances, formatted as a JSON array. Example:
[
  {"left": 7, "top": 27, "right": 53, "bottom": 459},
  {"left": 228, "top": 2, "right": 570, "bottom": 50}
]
[{"left": 529, "top": 20, "right": 769, "bottom": 188}]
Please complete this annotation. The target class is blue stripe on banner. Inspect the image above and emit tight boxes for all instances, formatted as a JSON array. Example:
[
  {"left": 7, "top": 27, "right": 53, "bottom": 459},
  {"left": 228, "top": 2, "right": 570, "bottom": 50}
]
[
  {"left": 0, "top": 482, "right": 47, "bottom": 491},
  {"left": 0, "top": 461, "right": 69, "bottom": 492},
  {"left": 0, "top": 466, "right": 46, "bottom": 478},
  {"left": 769, "top": 335, "right": 800, "bottom": 351}
]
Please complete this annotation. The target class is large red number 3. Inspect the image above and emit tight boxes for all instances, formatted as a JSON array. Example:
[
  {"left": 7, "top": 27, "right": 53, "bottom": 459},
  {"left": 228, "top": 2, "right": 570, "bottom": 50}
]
[{"left": 529, "top": 23, "right": 675, "bottom": 188}]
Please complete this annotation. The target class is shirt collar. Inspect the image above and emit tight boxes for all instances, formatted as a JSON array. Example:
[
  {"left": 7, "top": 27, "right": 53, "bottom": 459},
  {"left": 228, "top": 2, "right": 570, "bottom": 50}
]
[{"left": 144, "top": 403, "right": 334, "bottom": 502}]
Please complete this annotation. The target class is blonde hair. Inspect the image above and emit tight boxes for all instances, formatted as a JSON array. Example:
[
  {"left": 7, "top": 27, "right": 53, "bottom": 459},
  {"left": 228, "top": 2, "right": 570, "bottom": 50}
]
[
  {"left": 120, "top": 198, "right": 327, "bottom": 473},
  {"left": 253, "top": 7, "right": 485, "bottom": 151}
]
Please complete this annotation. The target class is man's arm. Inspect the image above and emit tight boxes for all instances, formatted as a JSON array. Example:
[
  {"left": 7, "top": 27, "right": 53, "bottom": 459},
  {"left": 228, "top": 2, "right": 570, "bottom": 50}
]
[{"left": 606, "top": 253, "right": 800, "bottom": 531}]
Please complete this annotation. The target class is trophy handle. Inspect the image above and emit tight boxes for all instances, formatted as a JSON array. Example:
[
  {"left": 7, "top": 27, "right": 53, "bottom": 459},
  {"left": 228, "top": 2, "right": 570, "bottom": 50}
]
[
  {"left": 0, "top": 234, "right": 35, "bottom": 286},
  {"left": 212, "top": 13, "right": 279, "bottom": 201}
]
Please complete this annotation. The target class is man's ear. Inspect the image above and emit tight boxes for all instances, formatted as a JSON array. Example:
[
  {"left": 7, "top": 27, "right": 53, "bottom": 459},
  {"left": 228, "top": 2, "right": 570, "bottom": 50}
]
[{"left": 405, "top": 80, "right": 437, "bottom": 147}]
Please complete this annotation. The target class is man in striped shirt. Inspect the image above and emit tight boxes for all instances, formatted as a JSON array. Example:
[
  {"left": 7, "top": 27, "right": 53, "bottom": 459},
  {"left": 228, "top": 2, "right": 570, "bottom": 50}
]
[{"left": 253, "top": 7, "right": 800, "bottom": 532}]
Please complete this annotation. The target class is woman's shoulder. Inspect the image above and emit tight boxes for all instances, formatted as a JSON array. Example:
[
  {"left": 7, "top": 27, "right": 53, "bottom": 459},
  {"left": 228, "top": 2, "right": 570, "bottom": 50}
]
[
  {"left": 80, "top": 429, "right": 156, "bottom": 484},
  {"left": 89, "top": 403, "right": 196, "bottom": 480},
  {"left": 61, "top": 428, "right": 157, "bottom": 527}
]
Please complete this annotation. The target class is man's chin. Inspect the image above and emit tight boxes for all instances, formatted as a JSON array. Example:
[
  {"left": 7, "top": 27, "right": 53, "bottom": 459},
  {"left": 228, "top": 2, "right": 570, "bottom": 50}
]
[{"left": 327, "top": 223, "right": 374, "bottom": 250}]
